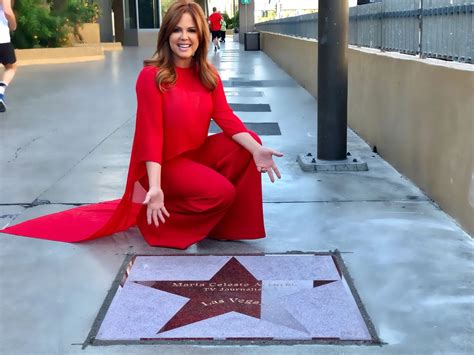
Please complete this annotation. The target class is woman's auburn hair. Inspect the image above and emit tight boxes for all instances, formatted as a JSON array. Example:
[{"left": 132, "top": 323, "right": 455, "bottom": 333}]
[{"left": 144, "top": 0, "right": 218, "bottom": 92}]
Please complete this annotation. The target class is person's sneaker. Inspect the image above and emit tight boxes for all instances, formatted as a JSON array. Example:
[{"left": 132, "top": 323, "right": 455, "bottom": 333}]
[{"left": 0, "top": 95, "right": 6, "bottom": 112}]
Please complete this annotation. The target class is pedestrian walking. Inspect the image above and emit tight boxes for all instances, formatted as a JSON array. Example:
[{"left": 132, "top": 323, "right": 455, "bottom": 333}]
[
  {"left": 0, "top": 0, "right": 17, "bottom": 112},
  {"left": 220, "top": 18, "right": 226, "bottom": 43},
  {"left": 208, "top": 6, "right": 222, "bottom": 51}
]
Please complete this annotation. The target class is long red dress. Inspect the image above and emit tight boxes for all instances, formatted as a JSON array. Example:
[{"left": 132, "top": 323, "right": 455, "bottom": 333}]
[{"left": 1, "top": 65, "right": 265, "bottom": 249}]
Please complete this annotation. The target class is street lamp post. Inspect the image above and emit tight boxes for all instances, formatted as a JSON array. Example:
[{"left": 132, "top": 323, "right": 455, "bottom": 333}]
[
  {"left": 317, "top": 0, "right": 349, "bottom": 161},
  {"left": 297, "top": 0, "right": 367, "bottom": 171}
]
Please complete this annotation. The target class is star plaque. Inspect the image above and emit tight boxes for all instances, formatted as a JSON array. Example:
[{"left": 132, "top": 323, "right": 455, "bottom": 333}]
[
  {"left": 135, "top": 257, "right": 262, "bottom": 333},
  {"left": 92, "top": 254, "right": 379, "bottom": 344}
]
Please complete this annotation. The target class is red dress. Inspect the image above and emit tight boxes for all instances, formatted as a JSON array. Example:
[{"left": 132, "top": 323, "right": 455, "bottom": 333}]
[{"left": 1, "top": 65, "right": 266, "bottom": 249}]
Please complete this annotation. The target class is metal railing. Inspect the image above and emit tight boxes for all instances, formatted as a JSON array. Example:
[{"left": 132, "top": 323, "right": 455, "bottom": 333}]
[{"left": 255, "top": 0, "right": 474, "bottom": 63}]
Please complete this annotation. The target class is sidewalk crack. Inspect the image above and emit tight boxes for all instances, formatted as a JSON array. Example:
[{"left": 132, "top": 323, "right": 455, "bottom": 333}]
[{"left": 8, "top": 135, "right": 42, "bottom": 163}]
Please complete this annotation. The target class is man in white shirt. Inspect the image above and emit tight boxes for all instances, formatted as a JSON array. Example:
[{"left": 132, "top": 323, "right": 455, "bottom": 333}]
[{"left": 0, "top": 0, "right": 16, "bottom": 112}]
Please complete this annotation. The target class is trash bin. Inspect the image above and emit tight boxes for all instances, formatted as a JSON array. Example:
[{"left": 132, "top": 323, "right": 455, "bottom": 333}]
[{"left": 244, "top": 32, "right": 260, "bottom": 51}]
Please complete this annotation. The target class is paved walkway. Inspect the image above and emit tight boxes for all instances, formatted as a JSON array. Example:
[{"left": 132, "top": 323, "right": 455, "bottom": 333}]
[{"left": 0, "top": 39, "right": 472, "bottom": 354}]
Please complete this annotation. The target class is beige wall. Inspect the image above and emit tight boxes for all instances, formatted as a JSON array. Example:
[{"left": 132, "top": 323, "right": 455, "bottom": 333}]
[
  {"left": 238, "top": 1, "right": 255, "bottom": 44},
  {"left": 78, "top": 23, "right": 101, "bottom": 43},
  {"left": 261, "top": 32, "right": 318, "bottom": 96},
  {"left": 138, "top": 30, "right": 160, "bottom": 47},
  {"left": 260, "top": 31, "right": 474, "bottom": 236},
  {"left": 15, "top": 46, "right": 104, "bottom": 66},
  {"left": 69, "top": 23, "right": 101, "bottom": 44}
]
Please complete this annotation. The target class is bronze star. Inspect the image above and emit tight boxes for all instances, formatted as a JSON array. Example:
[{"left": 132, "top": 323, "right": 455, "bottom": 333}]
[{"left": 135, "top": 257, "right": 262, "bottom": 333}]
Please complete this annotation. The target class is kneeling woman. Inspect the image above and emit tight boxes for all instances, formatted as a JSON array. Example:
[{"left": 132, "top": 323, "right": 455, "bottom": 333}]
[{"left": 1, "top": 0, "right": 283, "bottom": 249}]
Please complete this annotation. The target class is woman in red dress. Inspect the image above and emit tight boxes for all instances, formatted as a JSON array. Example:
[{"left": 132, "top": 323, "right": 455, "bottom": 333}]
[{"left": 1, "top": 0, "right": 283, "bottom": 249}]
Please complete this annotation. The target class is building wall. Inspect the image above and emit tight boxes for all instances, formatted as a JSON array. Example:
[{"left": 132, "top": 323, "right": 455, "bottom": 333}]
[
  {"left": 260, "top": 31, "right": 474, "bottom": 236},
  {"left": 239, "top": 1, "right": 256, "bottom": 43},
  {"left": 260, "top": 33, "right": 318, "bottom": 96},
  {"left": 138, "top": 29, "right": 160, "bottom": 46},
  {"left": 101, "top": 0, "right": 208, "bottom": 45},
  {"left": 98, "top": 0, "right": 114, "bottom": 42},
  {"left": 209, "top": 0, "right": 235, "bottom": 16}
]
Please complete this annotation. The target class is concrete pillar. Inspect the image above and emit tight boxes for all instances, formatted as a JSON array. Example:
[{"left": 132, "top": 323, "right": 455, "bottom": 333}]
[
  {"left": 239, "top": 1, "right": 255, "bottom": 44},
  {"left": 111, "top": 0, "right": 124, "bottom": 44},
  {"left": 98, "top": 0, "right": 114, "bottom": 42},
  {"left": 317, "top": 0, "right": 349, "bottom": 161}
]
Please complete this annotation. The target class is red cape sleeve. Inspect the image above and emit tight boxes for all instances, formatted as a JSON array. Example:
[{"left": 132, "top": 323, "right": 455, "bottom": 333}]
[
  {"left": 0, "top": 67, "right": 164, "bottom": 243},
  {"left": 211, "top": 74, "right": 248, "bottom": 137},
  {"left": 133, "top": 66, "right": 164, "bottom": 165}
]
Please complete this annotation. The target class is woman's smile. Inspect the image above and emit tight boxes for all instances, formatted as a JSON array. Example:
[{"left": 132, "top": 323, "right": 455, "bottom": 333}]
[{"left": 177, "top": 43, "right": 192, "bottom": 51}]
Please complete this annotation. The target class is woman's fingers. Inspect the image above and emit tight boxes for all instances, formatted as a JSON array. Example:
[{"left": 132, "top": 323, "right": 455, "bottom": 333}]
[
  {"left": 146, "top": 205, "right": 170, "bottom": 226},
  {"left": 146, "top": 206, "right": 152, "bottom": 225},
  {"left": 162, "top": 206, "right": 171, "bottom": 218},
  {"left": 152, "top": 209, "right": 159, "bottom": 227},
  {"left": 267, "top": 169, "right": 275, "bottom": 183},
  {"left": 273, "top": 164, "right": 282, "bottom": 179},
  {"left": 272, "top": 150, "right": 284, "bottom": 157},
  {"left": 157, "top": 209, "right": 166, "bottom": 224}
]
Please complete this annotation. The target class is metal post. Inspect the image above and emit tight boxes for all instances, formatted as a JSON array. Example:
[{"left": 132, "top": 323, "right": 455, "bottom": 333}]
[
  {"left": 317, "top": 0, "right": 349, "bottom": 161},
  {"left": 419, "top": 0, "right": 424, "bottom": 58}
]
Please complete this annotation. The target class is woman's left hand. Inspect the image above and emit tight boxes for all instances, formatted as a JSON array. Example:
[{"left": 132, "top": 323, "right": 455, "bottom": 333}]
[{"left": 253, "top": 146, "right": 284, "bottom": 182}]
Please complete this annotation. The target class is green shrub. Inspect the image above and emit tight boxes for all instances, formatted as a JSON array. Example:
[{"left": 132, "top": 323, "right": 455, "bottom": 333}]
[
  {"left": 60, "top": 0, "right": 101, "bottom": 42},
  {"left": 63, "top": 0, "right": 101, "bottom": 24},
  {"left": 12, "top": 0, "right": 69, "bottom": 49},
  {"left": 11, "top": 0, "right": 101, "bottom": 49},
  {"left": 228, "top": 11, "right": 239, "bottom": 31}
]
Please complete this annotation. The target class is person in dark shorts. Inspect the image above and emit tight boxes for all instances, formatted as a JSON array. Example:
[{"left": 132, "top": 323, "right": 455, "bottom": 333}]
[
  {"left": 0, "top": 0, "right": 17, "bottom": 112},
  {"left": 208, "top": 7, "right": 222, "bottom": 52},
  {"left": 211, "top": 30, "right": 220, "bottom": 48}
]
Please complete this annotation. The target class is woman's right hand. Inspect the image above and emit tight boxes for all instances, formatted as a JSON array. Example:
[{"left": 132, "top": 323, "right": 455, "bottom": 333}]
[{"left": 143, "top": 186, "right": 170, "bottom": 227}]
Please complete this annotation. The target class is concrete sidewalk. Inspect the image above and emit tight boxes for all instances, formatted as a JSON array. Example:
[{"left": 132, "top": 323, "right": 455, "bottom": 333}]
[{"left": 0, "top": 39, "right": 472, "bottom": 354}]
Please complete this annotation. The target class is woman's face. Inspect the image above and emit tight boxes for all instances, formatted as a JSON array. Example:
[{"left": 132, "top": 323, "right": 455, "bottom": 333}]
[{"left": 169, "top": 13, "right": 200, "bottom": 68}]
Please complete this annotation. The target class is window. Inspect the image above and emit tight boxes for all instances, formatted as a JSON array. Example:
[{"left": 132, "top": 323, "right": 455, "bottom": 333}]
[
  {"left": 124, "top": 0, "right": 137, "bottom": 29},
  {"left": 138, "top": 0, "right": 160, "bottom": 29}
]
